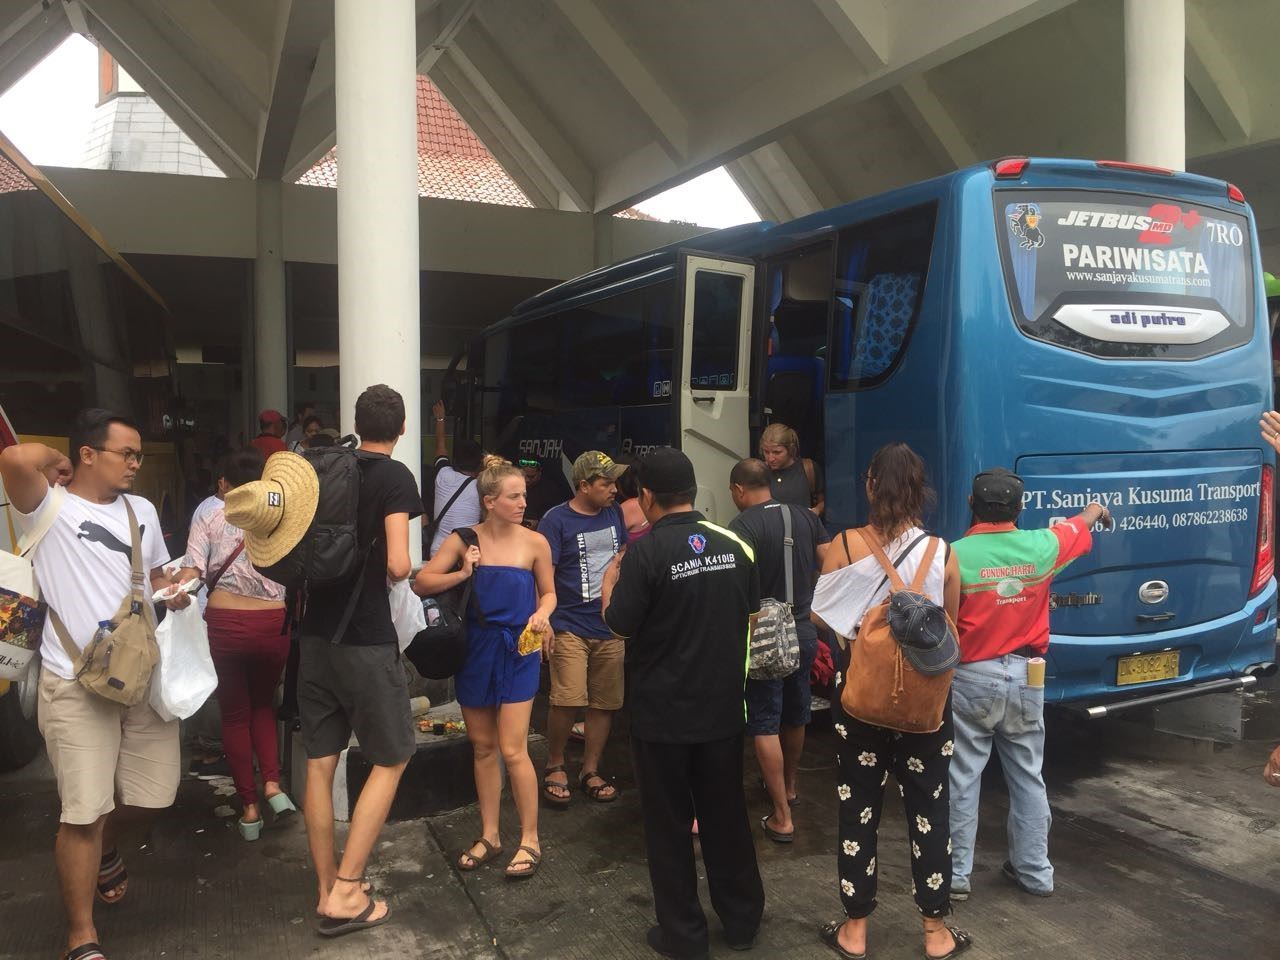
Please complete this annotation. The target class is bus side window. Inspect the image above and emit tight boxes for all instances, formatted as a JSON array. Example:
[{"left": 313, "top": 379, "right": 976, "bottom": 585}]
[
  {"left": 562, "top": 284, "right": 675, "bottom": 408},
  {"left": 829, "top": 203, "right": 937, "bottom": 390}
]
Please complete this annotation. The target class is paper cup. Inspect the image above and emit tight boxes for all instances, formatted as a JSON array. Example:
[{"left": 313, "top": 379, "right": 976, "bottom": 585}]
[{"left": 1026, "top": 657, "right": 1046, "bottom": 688}]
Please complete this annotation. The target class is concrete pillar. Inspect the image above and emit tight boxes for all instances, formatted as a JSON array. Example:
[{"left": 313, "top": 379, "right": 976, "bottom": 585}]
[
  {"left": 1124, "top": 0, "right": 1185, "bottom": 171},
  {"left": 335, "top": 0, "right": 422, "bottom": 561},
  {"left": 254, "top": 179, "right": 289, "bottom": 418}
]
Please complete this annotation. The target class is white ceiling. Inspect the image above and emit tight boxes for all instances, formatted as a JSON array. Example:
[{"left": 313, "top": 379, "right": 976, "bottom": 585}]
[{"left": 1, "top": 0, "right": 1276, "bottom": 238}]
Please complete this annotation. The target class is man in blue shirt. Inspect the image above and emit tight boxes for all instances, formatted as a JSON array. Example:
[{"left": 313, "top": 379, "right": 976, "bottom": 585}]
[{"left": 538, "top": 451, "right": 628, "bottom": 807}]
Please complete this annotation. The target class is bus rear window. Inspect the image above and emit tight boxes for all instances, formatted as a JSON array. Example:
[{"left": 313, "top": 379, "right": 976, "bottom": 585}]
[{"left": 996, "top": 190, "right": 1254, "bottom": 360}]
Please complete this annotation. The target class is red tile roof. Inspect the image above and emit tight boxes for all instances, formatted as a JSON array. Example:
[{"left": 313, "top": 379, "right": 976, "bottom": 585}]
[
  {"left": 298, "top": 76, "right": 532, "bottom": 207},
  {"left": 0, "top": 153, "right": 37, "bottom": 194}
]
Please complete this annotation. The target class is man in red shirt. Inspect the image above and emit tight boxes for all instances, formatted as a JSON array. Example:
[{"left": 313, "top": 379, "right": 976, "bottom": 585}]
[
  {"left": 250, "top": 410, "right": 287, "bottom": 460},
  {"left": 948, "top": 468, "right": 1111, "bottom": 901}
]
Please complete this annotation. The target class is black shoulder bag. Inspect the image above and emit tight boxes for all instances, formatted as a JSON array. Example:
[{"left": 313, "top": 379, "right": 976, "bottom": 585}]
[{"left": 404, "top": 527, "right": 485, "bottom": 680}]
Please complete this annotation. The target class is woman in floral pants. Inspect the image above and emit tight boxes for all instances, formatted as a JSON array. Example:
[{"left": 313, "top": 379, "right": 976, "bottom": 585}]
[
  {"left": 810, "top": 442, "right": 971, "bottom": 960},
  {"left": 831, "top": 680, "right": 957, "bottom": 925}
]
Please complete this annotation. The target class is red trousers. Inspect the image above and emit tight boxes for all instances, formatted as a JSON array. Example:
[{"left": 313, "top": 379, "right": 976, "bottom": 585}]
[{"left": 205, "top": 607, "right": 289, "bottom": 807}]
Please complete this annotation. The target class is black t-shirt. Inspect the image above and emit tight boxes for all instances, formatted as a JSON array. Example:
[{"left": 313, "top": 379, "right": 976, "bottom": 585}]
[
  {"left": 301, "top": 452, "right": 423, "bottom": 646},
  {"left": 604, "top": 510, "right": 761, "bottom": 743},
  {"left": 729, "top": 500, "right": 830, "bottom": 624},
  {"left": 770, "top": 459, "right": 823, "bottom": 508}
]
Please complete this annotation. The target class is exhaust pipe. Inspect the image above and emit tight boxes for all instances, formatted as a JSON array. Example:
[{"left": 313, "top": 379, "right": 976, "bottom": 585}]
[
  {"left": 1084, "top": 674, "right": 1258, "bottom": 719},
  {"left": 1243, "top": 661, "right": 1278, "bottom": 678}
]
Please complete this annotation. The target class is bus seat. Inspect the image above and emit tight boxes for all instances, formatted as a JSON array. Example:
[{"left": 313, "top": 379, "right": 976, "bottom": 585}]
[
  {"left": 772, "top": 297, "right": 828, "bottom": 357},
  {"left": 854, "top": 273, "right": 920, "bottom": 379}
]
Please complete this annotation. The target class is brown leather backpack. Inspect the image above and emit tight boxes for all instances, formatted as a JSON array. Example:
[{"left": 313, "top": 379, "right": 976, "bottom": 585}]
[{"left": 840, "top": 529, "right": 954, "bottom": 734}]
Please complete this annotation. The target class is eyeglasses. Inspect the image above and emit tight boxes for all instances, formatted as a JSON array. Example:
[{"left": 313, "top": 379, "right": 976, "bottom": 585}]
[
  {"left": 93, "top": 446, "right": 145, "bottom": 466},
  {"left": 517, "top": 459, "right": 540, "bottom": 469}
]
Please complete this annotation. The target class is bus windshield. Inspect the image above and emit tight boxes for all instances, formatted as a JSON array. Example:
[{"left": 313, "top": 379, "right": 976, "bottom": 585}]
[{"left": 996, "top": 189, "right": 1253, "bottom": 360}]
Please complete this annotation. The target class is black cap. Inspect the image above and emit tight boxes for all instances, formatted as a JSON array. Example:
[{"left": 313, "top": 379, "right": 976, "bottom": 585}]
[
  {"left": 639, "top": 447, "right": 696, "bottom": 495},
  {"left": 972, "top": 467, "right": 1024, "bottom": 510}
]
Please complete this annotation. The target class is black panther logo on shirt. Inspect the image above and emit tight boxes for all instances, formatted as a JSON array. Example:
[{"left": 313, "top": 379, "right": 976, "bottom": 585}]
[{"left": 77, "top": 521, "right": 145, "bottom": 562}]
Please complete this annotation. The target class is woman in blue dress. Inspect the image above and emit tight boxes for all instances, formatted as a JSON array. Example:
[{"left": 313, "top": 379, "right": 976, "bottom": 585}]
[{"left": 416, "top": 455, "right": 556, "bottom": 879}]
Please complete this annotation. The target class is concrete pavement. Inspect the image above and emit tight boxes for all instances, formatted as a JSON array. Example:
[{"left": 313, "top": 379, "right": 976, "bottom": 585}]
[{"left": 3, "top": 696, "right": 1279, "bottom": 960}]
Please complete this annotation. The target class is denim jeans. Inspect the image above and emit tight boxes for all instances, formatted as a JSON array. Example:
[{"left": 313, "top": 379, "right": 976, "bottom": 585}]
[{"left": 948, "top": 656, "right": 1053, "bottom": 895}]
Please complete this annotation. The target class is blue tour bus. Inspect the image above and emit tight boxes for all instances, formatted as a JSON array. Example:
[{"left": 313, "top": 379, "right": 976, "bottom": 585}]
[{"left": 447, "top": 156, "right": 1277, "bottom": 712}]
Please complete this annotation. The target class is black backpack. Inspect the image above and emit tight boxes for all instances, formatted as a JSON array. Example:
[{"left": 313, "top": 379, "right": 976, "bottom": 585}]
[
  {"left": 255, "top": 438, "right": 366, "bottom": 588},
  {"left": 255, "top": 439, "right": 377, "bottom": 642}
]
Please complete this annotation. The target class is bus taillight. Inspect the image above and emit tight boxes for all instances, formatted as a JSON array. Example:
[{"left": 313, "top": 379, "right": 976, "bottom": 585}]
[
  {"left": 993, "top": 157, "right": 1029, "bottom": 179},
  {"left": 1251, "top": 464, "right": 1274, "bottom": 596},
  {"left": 1228, "top": 182, "right": 1245, "bottom": 203}
]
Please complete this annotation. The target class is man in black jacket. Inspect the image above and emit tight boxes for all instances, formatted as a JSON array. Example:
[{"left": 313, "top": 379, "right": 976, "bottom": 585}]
[{"left": 602, "top": 448, "right": 764, "bottom": 959}]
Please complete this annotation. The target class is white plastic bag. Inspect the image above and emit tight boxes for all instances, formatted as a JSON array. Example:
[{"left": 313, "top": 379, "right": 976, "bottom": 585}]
[
  {"left": 389, "top": 579, "right": 426, "bottom": 652},
  {"left": 149, "top": 602, "right": 217, "bottom": 721}
]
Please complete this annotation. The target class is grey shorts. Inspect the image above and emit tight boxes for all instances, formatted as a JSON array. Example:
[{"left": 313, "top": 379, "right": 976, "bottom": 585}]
[{"left": 297, "top": 638, "right": 415, "bottom": 767}]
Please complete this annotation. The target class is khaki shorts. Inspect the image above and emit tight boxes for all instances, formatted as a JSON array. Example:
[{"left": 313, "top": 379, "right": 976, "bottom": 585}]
[
  {"left": 38, "top": 668, "right": 180, "bottom": 825},
  {"left": 549, "top": 632, "right": 624, "bottom": 710}
]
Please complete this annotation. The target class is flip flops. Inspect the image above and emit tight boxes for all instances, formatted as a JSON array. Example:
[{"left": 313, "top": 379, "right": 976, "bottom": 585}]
[
  {"left": 542, "top": 764, "right": 571, "bottom": 807},
  {"left": 760, "top": 813, "right": 795, "bottom": 844},
  {"left": 456, "top": 837, "right": 504, "bottom": 871},
  {"left": 818, "top": 919, "right": 866, "bottom": 960},
  {"left": 504, "top": 844, "right": 542, "bottom": 880},
  {"left": 95, "top": 848, "right": 128, "bottom": 905},
  {"left": 317, "top": 898, "right": 391, "bottom": 938}
]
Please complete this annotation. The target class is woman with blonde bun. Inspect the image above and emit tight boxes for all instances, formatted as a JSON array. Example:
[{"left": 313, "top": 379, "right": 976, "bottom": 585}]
[{"left": 415, "top": 454, "right": 556, "bottom": 880}]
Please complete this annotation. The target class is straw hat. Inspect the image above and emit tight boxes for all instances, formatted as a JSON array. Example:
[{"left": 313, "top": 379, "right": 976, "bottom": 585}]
[{"left": 223, "top": 451, "right": 319, "bottom": 567}]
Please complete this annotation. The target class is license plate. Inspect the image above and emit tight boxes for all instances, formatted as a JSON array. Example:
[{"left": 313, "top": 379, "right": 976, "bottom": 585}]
[{"left": 1116, "top": 650, "right": 1180, "bottom": 686}]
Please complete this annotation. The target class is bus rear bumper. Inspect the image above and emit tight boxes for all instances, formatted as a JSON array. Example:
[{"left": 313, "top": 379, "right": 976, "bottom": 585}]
[{"left": 1046, "top": 579, "right": 1278, "bottom": 709}]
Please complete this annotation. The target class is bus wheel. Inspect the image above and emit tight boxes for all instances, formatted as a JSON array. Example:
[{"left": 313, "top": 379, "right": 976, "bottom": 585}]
[{"left": 0, "top": 667, "right": 42, "bottom": 772}]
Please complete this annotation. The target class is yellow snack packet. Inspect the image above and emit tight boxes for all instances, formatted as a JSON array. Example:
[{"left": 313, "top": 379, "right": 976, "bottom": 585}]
[{"left": 517, "top": 625, "right": 542, "bottom": 656}]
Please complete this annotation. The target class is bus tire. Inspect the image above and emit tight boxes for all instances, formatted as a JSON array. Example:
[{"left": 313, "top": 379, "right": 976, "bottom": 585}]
[{"left": 0, "top": 671, "right": 42, "bottom": 772}]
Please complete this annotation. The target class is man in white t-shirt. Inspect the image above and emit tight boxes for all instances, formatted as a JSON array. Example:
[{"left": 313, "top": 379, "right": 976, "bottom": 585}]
[
  {"left": 0, "top": 409, "right": 188, "bottom": 960},
  {"left": 426, "top": 399, "right": 482, "bottom": 556}
]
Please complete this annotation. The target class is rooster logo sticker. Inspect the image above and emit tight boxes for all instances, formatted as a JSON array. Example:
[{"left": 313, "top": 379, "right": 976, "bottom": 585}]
[{"left": 1009, "top": 203, "right": 1045, "bottom": 250}]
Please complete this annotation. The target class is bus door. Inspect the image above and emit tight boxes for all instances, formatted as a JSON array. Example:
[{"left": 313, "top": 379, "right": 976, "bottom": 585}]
[{"left": 676, "top": 251, "right": 755, "bottom": 523}]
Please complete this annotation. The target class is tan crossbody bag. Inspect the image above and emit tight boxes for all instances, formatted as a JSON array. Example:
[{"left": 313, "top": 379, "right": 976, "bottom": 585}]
[{"left": 47, "top": 498, "right": 159, "bottom": 706}]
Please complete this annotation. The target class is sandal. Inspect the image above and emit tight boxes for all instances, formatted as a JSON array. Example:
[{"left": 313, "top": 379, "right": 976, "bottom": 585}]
[
  {"left": 456, "top": 837, "right": 503, "bottom": 871},
  {"left": 316, "top": 881, "right": 374, "bottom": 918},
  {"left": 95, "top": 848, "right": 128, "bottom": 905},
  {"left": 819, "top": 919, "right": 866, "bottom": 960},
  {"left": 65, "top": 943, "right": 107, "bottom": 960},
  {"left": 760, "top": 813, "right": 794, "bottom": 844},
  {"left": 266, "top": 792, "right": 298, "bottom": 817},
  {"left": 542, "top": 763, "right": 571, "bottom": 807},
  {"left": 578, "top": 770, "right": 618, "bottom": 803},
  {"left": 505, "top": 844, "right": 541, "bottom": 880},
  {"left": 317, "top": 888, "right": 391, "bottom": 938},
  {"left": 925, "top": 926, "right": 973, "bottom": 960}
]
